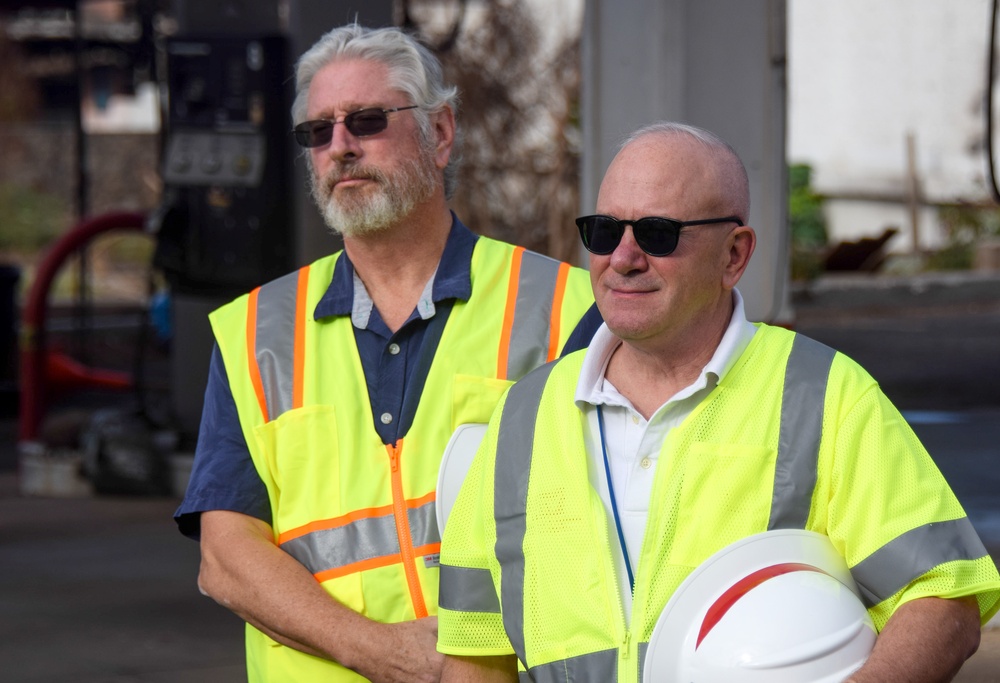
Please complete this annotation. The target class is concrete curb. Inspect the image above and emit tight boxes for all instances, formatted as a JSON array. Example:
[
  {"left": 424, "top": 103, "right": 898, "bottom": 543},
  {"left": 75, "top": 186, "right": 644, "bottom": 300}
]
[{"left": 792, "top": 271, "right": 1000, "bottom": 313}]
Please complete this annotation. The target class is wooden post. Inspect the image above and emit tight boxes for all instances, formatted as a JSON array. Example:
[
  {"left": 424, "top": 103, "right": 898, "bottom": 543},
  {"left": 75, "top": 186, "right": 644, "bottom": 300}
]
[{"left": 906, "top": 132, "right": 921, "bottom": 254}]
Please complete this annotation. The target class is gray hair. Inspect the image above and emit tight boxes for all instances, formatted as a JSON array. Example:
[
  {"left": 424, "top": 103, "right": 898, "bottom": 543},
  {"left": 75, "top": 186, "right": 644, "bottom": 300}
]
[
  {"left": 293, "top": 23, "right": 461, "bottom": 198},
  {"left": 622, "top": 121, "right": 750, "bottom": 221}
]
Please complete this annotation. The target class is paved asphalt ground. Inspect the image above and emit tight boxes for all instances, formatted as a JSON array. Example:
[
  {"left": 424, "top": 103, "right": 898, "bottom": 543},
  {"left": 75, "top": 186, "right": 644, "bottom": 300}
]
[{"left": 1, "top": 271, "right": 999, "bottom": 682}]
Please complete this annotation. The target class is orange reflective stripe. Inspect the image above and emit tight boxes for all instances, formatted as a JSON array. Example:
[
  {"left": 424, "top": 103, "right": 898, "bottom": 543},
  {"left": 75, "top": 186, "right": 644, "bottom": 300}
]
[
  {"left": 547, "top": 261, "right": 571, "bottom": 362},
  {"left": 292, "top": 265, "right": 310, "bottom": 410},
  {"left": 314, "top": 553, "right": 403, "bottom": 582},
  {"left": 413, "top": 542, "right": 442, "bottom": 557},
  {"left": 246, "top": 287, "right": 269, "bottom": 422},
  {"left": 388, "top": 440, "right": 429, "bottom": 618},
  {"left": 407, "top": 490, "right": 437, "bottom": 509},
  {"left": 277, "top": 502, "right": 395, "bottom": 545},
  {"left": 497, "top": 246, "right": 525, "bottom": 381},
  {"left": 311, "top": 542, "right": 443, "bottom": 584},
  {"left": 277, "top": 490, "right": 437, "bottom": 546}
]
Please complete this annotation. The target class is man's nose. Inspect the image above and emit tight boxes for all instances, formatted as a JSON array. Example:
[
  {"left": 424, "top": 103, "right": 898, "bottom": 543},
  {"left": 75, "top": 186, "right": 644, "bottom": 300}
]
[
  {"left": 324, "top": 120, "right": 364, "bottom": 161},
  {"left": 609, "top": 225, "right": 649, "bottom": 271}
]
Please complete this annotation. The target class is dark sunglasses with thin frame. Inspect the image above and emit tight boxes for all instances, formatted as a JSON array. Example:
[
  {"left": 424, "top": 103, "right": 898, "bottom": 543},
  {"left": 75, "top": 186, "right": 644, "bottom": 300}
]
[
  {"left": 293, "top": 105, "right": 419, "bottom": 148},
  {"left": 576, "top": 214, "right": 743, "bottom": 257}
]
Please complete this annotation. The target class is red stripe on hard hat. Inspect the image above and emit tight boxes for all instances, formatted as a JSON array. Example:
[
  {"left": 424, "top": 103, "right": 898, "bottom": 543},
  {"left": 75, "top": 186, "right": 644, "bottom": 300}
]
[{"left": 696, "top": 562, "right": 828, "bottom": 649}]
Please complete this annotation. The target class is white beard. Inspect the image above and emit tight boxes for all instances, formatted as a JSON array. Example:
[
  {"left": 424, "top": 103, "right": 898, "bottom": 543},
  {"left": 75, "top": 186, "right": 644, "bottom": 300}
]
[{"left": 310, "top": 150, "right": 440, "bottom": 238}]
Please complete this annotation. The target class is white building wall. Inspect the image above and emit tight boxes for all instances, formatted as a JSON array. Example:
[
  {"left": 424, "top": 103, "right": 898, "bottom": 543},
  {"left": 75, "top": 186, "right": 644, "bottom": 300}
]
[{"left": 788, "top": 0, "right": 993, "bottom": 252}]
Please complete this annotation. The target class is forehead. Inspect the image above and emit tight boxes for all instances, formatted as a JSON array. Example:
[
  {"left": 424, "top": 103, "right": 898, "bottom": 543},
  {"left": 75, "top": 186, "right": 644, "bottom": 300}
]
[
  {"left": 306, "top": 58, "right": 399, "bottom": 117},
  {"left": 596, "top": 135, "right": 721, "bottom": 218}
]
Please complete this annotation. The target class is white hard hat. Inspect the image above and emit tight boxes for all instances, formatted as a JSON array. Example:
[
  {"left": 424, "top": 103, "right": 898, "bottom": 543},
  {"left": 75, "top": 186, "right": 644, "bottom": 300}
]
[
  {"left": 436, "top": 423, "right": 488, "bottom": 534},
  {"left": 644, "top": 529, "right": 876, "bottom": 683}
]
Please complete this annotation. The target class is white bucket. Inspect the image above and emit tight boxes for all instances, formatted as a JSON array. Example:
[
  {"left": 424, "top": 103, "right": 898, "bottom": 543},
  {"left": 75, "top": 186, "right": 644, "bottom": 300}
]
[{"left": 18, "top": 441, "right": 94, "bottom": 498}]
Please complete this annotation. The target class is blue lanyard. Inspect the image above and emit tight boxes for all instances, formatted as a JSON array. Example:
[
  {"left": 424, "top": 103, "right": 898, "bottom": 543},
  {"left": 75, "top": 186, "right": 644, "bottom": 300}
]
[{"left": 596, "top": 405, "right": 635, "bottom": 594}]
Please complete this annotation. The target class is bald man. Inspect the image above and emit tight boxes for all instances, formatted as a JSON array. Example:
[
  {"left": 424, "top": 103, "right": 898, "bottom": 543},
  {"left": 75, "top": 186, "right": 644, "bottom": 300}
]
[{"left": 435, "top": 121, "right": 998, "bottom": 683}]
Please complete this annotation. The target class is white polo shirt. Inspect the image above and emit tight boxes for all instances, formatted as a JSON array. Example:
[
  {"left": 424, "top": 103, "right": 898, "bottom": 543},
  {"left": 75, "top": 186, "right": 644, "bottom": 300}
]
[{"left": 573, "top": 289, "right": 757, "bottom": 623}]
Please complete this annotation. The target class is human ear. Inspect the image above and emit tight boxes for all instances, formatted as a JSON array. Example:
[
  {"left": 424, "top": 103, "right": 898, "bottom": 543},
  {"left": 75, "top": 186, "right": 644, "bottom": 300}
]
[
  {"left": 722, "top": 225, "right": 756, "bottom": 289},
  {"left": 431, "top": 106, "right": 456, "bottom": 170}
]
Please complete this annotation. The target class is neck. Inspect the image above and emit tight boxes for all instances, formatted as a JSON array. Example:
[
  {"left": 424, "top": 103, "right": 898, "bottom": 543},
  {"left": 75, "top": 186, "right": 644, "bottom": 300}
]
[
  {"left": 343, "top": 200, "right": 453, "bottom": 333},
  {"left": 606, "top": 293, "right": 734, "bottom": 419}
]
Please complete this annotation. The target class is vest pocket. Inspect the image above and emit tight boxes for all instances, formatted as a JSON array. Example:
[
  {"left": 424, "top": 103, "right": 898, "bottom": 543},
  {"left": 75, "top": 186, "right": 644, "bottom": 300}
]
[
  {"left": 667, "top": 442, "right": 776, "bottom": 568},
  {"left": 451, "top": 375, "right": 514, "bottom": 430},
  {"left": 253, "top": 405, "right": 343, "bottom": 513},
  {"left": 252, "top": 405, "right": 368, "bottom": 614}
]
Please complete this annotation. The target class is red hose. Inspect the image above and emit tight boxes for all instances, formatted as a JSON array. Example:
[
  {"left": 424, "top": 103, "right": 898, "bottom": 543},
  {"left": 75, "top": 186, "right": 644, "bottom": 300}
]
[{"left": 19, "top": 212, "right": 147, "bottom": 442}]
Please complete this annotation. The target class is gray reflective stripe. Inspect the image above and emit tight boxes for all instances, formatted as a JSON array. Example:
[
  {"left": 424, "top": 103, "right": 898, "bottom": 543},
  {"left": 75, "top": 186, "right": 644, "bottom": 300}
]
[
  {"left": 281, "top": 500, "right": 437, "bottom": 576},
  {"left": 253, "top": 269, "right": 301, "bottom": 421},
  {"left": 408, "top": 502, "right": 440, "bottom": 547},
  {"left": 439, "top": 565, "right": 501, "bottom": 613},
  {"left": 495, "top": 362, "right": 556, "bottom": 665},
  {"left": 282, "top": 515, "right": 398, "bottom": 575},
  {"left": 768, "top": 334, "right": 836, "bottom": 530},
  {"left": 851, "top": 517, "right": 990, "bottom": 607},
  {"left": 524, "top": 649, "right": 618, "bottom": 683},
  {"left": 637, "top": 642, "right": 648, "bottom": 683},
  {"left": 506, "top": 251, "right": 562, "bottom": 380}
]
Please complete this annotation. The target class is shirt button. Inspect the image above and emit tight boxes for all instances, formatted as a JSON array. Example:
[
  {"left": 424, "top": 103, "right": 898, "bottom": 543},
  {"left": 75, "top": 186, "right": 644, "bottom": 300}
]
[
  {"left": 631, "top": 414, "right": 640, "bottom": 425},
  {"left": 388, "top": 343, "right": 400, "bottom": 355},
  {"left": 640, "top": 457, "right": 652, "bottom": 469},
  {"left": 380, "top": 412, "right": 393, "bottom": 425}
]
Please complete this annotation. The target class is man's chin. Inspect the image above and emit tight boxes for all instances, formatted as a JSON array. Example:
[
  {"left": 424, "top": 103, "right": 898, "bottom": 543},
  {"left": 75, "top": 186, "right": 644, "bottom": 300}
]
[
  {"left": 325, "top": 215, "right": 389, "bottom": 238},
  {"left": 322, "top": 203, "right": 400, "bottom": 238}
]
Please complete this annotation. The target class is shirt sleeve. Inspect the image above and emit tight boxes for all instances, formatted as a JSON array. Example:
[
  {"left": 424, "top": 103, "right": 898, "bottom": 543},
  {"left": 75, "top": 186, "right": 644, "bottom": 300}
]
[
  {"left": 173, "top": 344, "right": 271, "bottom": 539},
  {"left": 822, "top": 379, "right": 1000, "bottom": 629}
]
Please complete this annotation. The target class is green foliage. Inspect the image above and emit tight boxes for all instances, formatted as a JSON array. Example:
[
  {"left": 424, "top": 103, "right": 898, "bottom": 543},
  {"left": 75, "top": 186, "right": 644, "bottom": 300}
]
[
  {"left": 788, "top": 164, "right": 827, "bottom": 280},
  {"left": 928, "top": 205, "right": 1000, "bottom": 271},
  {"left": 937, "top": 205, "right": 1000, "bottom": 242},
  {"left": 924, "top": 243, "right": 973, "bottom": 271},
  {"left": 788, "top": 164, "right": 827, "bottom": 248},
  {"left": 0, "top": 183, "right": 69, "bottom": 253}
]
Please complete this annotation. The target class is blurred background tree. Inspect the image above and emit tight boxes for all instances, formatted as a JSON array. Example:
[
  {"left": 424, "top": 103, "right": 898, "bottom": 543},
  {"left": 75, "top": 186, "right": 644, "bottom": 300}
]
[
  {"left": 930, "top": 205, "right": 1000, "bottom": 271},
  {"left": 0, "top": 30, "right": 69, "bottom": 260},
  {"left": 406, "top": 0, "right": 583, "bottom": 264}
]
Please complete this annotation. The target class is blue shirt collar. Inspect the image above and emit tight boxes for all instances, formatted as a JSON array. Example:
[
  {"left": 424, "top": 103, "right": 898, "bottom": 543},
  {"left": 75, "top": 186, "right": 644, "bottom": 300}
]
[{"left": 313, "top": 213, "right": 478, "bottom": 323}]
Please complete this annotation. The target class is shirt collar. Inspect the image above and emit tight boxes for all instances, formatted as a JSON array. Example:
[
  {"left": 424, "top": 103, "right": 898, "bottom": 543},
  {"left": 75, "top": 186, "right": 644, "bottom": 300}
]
[
  {"left": 574, "top": 288, "right": 757, "bottom": 408},
  {"left": 313, "top": 212, "right": 478, "bottom": 325}
]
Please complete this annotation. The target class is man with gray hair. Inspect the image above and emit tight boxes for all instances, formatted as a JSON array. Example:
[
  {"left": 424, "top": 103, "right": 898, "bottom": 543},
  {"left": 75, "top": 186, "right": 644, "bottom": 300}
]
[{"left": 175, "top": 24, "right": 598, "bottom": 682}]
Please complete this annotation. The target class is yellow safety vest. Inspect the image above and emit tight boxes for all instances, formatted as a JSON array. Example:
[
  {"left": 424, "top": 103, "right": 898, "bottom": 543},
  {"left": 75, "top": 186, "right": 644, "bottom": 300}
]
[
  {"left": 210, "top": 236, "right": 594, "bottom": 681},
  {"left": 438, "top": 325, "right": 1000, "bottom": 683}
]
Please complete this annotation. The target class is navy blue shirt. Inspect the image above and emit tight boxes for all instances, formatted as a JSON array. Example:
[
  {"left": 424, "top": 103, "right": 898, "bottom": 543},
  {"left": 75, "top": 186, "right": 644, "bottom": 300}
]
[{"left": 174, "top": 217, "right": 601, "bottom": 538}]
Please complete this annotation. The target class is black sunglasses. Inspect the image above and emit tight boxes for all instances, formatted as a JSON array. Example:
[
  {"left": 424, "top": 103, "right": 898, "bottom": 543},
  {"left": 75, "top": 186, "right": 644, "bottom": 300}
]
[
  {"left": 293, "top": 105, "right": 419, "bottom": 147},
  {"left": 575, "top": 214, "right": 744, "bottom": 257}
]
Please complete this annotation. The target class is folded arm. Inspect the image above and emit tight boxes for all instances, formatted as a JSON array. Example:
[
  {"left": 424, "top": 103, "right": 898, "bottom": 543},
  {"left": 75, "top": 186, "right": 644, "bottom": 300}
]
[
  {"left": 441, "top": 654, "right": 519, "bottom": 683},
  {"left": 198, "top": 509, "right": 444, "bottom": 683}
]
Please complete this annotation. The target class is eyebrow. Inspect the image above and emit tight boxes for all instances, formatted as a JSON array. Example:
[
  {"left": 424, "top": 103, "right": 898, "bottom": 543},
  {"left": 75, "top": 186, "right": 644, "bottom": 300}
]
[{"left": 307, "top": 102, "right": 383, "bottom": 119}]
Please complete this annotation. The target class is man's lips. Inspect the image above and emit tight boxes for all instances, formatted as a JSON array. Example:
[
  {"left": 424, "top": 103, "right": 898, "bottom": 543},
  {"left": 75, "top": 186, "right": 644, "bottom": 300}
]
[
  {"left": 334, "top": 177, "right": 370, "bottom": 188},
  {"left": 607, "top": 283, "right": 655, "bottom": 296},
  {"left": 325, "top": 172, "right": 375, "bottom": 193}
]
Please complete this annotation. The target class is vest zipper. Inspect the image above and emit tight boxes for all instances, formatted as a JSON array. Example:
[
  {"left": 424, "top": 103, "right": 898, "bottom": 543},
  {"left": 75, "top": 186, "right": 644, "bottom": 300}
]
[
  {"left": 620, "top": 629, "right": 635, "bottom": 683},
  {"left": 387, "top": 440, "right": 429, "bottom": 619}
]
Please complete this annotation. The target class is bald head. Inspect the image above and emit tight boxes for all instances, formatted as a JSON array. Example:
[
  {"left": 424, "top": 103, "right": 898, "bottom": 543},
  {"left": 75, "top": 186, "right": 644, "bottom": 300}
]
[
  {"left": 612, "top": 122, "right": 750, "bottom": 224},
  {"left": 589, "top": 120, "right": 757, "bottom": 356}
]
